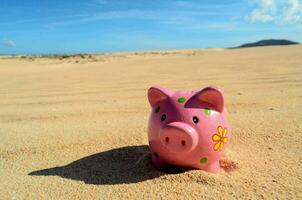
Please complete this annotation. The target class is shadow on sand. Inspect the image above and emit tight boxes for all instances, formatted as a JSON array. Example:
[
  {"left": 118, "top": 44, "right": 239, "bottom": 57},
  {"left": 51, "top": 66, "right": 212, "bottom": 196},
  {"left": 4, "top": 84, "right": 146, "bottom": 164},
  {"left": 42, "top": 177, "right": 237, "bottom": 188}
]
[{"left": 29, "top": 145, "right": 190, "bottom": 185}]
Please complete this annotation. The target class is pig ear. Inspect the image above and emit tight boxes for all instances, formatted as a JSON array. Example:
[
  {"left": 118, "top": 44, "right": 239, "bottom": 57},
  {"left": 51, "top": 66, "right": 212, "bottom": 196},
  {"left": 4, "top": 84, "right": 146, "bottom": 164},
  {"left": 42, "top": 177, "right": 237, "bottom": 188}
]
[
  {"left": 185, "top": 87, "right": 224, "bottom": 112},
  {"left": 148, "top": 86, "right": 171, "bottom": 107}
]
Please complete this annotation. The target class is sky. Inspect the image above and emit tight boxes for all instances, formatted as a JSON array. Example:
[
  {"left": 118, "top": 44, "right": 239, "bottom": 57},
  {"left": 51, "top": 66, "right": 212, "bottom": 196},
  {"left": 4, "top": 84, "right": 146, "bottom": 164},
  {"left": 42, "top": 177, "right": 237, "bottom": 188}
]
[{"left": 0, "top": 0, "right": 302, "bottom": 54}]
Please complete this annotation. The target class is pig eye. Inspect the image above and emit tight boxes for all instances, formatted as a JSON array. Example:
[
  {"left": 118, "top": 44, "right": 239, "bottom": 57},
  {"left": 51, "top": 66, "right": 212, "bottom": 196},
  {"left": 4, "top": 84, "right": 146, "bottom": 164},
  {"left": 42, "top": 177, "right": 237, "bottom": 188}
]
[
  {"left": 193, "top": 116, "right": 199, "bottom": 124},
  {"left": 161, "top": 114, "right": 166, "bottom": 121}
]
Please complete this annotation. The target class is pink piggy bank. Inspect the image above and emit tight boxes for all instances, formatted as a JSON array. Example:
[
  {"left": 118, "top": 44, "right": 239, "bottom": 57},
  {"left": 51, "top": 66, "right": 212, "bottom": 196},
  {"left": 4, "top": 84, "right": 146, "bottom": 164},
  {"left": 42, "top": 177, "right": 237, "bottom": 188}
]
[{"left": 147, "top": 86, "right": 231, "bottom": 173}]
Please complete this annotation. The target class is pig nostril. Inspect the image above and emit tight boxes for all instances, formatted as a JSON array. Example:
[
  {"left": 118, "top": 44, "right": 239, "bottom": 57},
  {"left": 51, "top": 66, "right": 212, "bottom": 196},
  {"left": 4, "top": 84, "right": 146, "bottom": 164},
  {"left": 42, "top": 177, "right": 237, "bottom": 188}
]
[
  {"left": 181, "top": 140, "right": 186, "bottom": 146},
  {"left": 165, "top": 137, "right": 169, "bottom": 143}
]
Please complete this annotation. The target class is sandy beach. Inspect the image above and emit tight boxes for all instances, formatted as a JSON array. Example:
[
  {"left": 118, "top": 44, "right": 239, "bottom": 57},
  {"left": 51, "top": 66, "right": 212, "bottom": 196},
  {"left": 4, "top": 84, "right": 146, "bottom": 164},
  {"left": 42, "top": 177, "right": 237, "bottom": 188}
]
[{"left": 0, "top": 45, "right": 301, "bottom": 199}]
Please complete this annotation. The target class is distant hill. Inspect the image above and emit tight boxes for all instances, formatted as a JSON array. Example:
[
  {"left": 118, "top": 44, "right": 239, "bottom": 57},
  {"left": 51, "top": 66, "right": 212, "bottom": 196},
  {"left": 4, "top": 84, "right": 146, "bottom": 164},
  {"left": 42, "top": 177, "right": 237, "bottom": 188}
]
[{"left": 232, "top": 39, "right": 299, "bottom": 49}]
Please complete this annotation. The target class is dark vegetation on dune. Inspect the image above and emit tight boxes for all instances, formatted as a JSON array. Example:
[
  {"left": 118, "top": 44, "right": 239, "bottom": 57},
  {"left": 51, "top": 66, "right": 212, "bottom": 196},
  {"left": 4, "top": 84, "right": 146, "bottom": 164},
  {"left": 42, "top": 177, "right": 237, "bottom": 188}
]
[{"left": 231, "top": 39, "right": 299, "bottom": 49}]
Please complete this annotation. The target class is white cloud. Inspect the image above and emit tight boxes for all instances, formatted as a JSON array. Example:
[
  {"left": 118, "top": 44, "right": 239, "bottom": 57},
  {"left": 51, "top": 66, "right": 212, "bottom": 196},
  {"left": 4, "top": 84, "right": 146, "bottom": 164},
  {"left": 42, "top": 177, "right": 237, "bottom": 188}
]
[
  {"left": 249, "top": 0, "right": 277, "bottom": 22},
  {"left": 1, "top": 40, "right": 16, "bottom": 47},
  {"left": 250, "top": 9, "right": 276, "bottom": 22},
  {"left": 41, "top": 1, "right": 237, "bottom": 30},
  {"left": 249, "top": 0, "right": 302, "bottom": 25},
  {"left": 283, "top": 0, "right": 302, "bottom": 23},
  {"left": 44, "top": 10, "right": 231, "bottom": 30}
]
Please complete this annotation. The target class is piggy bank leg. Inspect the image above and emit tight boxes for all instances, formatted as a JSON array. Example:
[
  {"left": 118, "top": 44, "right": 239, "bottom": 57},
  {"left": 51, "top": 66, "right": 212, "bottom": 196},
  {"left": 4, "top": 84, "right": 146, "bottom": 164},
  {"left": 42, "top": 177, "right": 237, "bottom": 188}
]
[
  {"left": 204, "top": 160, "right": 220, "bottom": 173},
  {"left": 197, "top": 160, "right": 220, "bottom": 173},
  {"left": 151, "top": 153, "right": 169, "bottom": 170}
]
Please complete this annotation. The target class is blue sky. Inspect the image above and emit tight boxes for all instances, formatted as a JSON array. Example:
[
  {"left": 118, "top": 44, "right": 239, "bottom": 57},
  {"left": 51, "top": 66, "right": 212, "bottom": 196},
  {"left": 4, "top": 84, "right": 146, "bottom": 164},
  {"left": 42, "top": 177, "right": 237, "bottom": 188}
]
[{"left": 0, "top": 0, "right": 302, "bottom": 54}]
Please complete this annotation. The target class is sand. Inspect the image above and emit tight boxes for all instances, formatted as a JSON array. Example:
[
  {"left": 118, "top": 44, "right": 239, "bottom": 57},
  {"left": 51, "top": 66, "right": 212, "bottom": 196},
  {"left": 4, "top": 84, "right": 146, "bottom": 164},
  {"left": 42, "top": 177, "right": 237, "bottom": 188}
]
[{"left": 0, "top": 45, "right": 301, "bottom": 199}]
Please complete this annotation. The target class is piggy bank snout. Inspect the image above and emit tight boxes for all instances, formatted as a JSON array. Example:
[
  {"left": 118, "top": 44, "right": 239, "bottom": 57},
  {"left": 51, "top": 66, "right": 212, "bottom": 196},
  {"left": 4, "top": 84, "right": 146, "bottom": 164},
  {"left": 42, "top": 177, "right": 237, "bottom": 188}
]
[{"left": 160, "top": 122, "right": 198, "bottom": 154}]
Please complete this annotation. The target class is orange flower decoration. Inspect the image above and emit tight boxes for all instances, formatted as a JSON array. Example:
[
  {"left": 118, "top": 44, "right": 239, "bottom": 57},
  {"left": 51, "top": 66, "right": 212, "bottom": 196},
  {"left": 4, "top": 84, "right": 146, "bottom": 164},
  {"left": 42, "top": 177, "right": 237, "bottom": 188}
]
[{"left": 212, "top": 126, "right": 228, "bottom": 151}]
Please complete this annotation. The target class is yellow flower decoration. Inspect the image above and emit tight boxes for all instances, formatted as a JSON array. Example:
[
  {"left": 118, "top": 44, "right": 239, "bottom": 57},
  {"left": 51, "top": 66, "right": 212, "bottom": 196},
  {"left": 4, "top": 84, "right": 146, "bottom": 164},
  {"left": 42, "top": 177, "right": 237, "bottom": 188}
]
[{"left": 212, "top": 126, "right": 228, "bottom": 151}]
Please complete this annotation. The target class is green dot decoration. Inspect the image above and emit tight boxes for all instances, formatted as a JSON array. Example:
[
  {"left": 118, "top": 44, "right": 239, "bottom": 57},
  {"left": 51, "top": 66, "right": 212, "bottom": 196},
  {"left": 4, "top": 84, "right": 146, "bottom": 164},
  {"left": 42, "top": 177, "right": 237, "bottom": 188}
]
[
  {"left": 204, "top": 108, "right": 211, "bottom": 116},
  {"left": 155, "top": 106, "right": 160, "bottom": 113},
  {"left": 199, "top": 157, "right": 208, "bottom": 164},
  {"left": 178, "top": 97, "right": 186, "bottom": 103}
]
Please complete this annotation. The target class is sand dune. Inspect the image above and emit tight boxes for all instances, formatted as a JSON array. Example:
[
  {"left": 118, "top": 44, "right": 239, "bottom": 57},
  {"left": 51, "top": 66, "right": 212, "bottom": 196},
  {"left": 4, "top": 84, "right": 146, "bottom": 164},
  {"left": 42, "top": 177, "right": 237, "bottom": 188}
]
[{"left": 0, "top": 45, "right": 301, "bottom": 199}]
